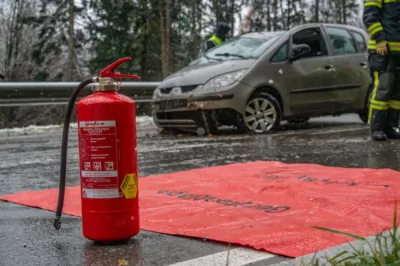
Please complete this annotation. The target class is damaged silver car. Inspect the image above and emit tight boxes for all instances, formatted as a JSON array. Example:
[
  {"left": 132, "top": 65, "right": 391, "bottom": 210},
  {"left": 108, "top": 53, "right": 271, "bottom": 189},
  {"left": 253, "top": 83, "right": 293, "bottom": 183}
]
[{"left": 152, "top": 23, "right": 372, "bottom": 134}]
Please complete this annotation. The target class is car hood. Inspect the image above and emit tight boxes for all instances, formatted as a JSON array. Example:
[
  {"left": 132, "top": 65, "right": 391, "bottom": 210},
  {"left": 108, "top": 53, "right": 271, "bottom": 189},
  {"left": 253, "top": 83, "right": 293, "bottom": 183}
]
[{"left": 158, "top": 59, "right": 255, "bottom": 88}]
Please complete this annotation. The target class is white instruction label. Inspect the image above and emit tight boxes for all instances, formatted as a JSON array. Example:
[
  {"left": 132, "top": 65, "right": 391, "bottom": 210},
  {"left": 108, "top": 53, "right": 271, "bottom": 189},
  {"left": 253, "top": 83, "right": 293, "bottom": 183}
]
[{"left": 82, "top": 188, "right": 121, "bottom": 199}]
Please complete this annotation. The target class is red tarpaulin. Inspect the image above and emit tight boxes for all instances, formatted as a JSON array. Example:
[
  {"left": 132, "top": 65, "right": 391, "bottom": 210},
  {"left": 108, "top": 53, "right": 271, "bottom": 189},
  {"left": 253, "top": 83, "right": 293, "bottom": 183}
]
[{"left": 1, "top": 161, "right": 400, "bottom": 258}]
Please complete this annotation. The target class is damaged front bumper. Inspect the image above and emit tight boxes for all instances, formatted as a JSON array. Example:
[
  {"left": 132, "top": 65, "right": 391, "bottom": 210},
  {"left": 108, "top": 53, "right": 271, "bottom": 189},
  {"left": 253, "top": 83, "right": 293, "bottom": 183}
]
[
  {"left": 152, "top": 94, "right": 237, "bottom": 133},
  {"left": 186, "top": 94, "right": 234, "bottom": 110},
  {"left": 152, "top": 79, "right": 254, "bottom": 133}
]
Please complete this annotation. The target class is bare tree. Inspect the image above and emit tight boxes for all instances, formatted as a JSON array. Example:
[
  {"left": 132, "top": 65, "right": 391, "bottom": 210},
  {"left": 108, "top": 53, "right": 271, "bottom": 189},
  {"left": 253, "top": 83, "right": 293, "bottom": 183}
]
[
  {"left": 315, "top": 0, "right": 320, "bottom": 22},
  {"left": 67, "top": 0, "right": 75, "bottom": 81},
  {"left": 165, "top": 0, "right": 171, "bottom": 76},
  {"left": 0, "top": 0, "right": 39, "bottom": 81}
]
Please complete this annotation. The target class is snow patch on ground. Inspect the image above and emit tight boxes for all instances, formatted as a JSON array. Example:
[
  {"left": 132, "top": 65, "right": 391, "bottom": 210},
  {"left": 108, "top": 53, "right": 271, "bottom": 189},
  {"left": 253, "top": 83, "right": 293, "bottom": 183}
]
[
  {"left": 0, "top": 116, "right": 155, "bottom": 136},
  {"left": 0, "top": 157, "right": 61, "bottom": 169}
]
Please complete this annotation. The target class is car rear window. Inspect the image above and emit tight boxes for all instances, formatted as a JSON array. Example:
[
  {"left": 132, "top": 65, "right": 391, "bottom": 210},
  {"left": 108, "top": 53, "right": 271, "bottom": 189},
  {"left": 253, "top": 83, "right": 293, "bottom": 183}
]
[
  {"left": 351, "top": 31, "right": 367, "bottom": 52},
  {"left": 325, "top": 27, "right": 357, "bottom": 55}
]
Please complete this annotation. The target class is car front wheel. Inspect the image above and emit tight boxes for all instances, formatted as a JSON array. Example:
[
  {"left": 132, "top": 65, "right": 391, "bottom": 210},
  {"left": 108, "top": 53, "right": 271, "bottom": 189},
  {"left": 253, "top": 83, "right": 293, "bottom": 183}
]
[{"left": 240, "top": 92, "right": 282, "bottom": 133}]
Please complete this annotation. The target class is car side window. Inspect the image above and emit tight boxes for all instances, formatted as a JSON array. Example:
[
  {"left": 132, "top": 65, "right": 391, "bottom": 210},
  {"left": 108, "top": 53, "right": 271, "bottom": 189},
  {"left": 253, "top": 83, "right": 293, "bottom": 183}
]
[
  {"left": 270, "top": 42, "right": 288, "bottom": 62},
  {"left": 291, "top": 27, "right": 328, "bottom": 58},
  {"left": 325, "top": 27, "right": 357, "bottom": 55},
  {"left": 351, "top": 31, "right": 367, "bottom": 53}
]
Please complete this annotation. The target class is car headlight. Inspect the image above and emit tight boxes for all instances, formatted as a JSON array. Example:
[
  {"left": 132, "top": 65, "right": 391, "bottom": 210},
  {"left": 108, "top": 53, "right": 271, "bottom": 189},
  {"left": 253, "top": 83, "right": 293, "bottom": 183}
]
[
  {"left": 152, "top": 88, "right": 162, "bottom": 99},
  {"left": 201, "top": 69, "right": 247, "bottom": 92}
]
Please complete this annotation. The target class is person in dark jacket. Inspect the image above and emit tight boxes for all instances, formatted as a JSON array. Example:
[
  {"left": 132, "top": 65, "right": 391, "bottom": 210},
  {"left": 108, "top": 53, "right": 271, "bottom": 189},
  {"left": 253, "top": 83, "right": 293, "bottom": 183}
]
[
  {"left": 363, "top": 0, "right": 400, "bottom": 141},
  {"left": 205, "top": 22, "right": 232, "bottom": 52}
]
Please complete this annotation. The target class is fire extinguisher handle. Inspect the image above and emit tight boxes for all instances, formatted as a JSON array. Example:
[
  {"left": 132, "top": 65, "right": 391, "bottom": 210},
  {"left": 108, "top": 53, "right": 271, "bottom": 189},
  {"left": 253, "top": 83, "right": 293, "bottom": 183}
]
[
  {"left": 99, "top": 57, "right": 141, "bottom": 80},
  {"left": 110, "top": 73, "right": 141, "bottom": 79}
]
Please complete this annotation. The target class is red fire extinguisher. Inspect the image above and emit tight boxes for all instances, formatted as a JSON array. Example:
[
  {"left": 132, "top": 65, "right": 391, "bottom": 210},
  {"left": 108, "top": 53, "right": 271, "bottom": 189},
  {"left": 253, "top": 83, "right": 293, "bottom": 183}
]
[{"left": 54, "top": 57, "right": 141, "bottom": 244}]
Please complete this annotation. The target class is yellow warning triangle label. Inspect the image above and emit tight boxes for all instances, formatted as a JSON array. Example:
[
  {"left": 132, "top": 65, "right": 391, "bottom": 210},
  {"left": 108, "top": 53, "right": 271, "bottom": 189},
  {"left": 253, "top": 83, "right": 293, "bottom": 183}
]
[{"left": 120, "top": 173, "right": 138, "bottom": 199}]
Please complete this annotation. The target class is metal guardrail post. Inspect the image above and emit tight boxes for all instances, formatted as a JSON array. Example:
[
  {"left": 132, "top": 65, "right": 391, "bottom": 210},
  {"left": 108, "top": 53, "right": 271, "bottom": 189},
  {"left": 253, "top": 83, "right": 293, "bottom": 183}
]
[{"left": 0, "top": 81, "right": 160, "bottom": 107}]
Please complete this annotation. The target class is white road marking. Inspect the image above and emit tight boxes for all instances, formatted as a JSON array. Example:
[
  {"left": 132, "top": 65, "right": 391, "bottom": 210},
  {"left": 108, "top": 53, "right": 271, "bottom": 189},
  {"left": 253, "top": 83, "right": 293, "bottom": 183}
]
[{"left": 166, "top": 247, "right": 276, "bottom": 266}]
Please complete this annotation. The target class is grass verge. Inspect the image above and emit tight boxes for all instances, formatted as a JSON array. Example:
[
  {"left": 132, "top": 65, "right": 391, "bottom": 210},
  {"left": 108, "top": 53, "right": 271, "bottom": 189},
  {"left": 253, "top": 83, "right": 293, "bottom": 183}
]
[{"left": 309, "top": 201, "right": 400, "bottom": 266}]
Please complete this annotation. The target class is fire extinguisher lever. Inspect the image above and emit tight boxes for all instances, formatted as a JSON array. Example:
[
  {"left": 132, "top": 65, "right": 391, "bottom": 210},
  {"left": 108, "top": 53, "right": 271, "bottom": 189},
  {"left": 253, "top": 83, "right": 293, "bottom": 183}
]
[{"left": 99, "top": 57, "right": 141, "bottom": 80}]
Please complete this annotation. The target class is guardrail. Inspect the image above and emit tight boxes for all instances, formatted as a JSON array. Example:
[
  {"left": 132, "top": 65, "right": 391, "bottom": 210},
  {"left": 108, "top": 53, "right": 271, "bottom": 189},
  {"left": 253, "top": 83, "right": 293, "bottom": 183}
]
[{"left": 0, "top": 82, "right": 161, "bottom": 107}]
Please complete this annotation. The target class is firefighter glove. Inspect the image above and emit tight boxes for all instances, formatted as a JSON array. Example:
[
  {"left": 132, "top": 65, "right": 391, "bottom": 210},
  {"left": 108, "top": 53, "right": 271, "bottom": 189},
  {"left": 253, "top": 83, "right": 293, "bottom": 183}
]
[{"left": 376, "top": 40, "right": 388, "bottom": 56}]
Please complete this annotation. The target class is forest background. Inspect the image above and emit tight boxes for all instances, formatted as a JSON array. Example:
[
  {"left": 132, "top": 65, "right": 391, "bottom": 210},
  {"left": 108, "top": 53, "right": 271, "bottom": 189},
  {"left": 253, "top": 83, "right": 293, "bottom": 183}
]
[{"left": 0, "top": 0, "right": 365, "bottom": 128}]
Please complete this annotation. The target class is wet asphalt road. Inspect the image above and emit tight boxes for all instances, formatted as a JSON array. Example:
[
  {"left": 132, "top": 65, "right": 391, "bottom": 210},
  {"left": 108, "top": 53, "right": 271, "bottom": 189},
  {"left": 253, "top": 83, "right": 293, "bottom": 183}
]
[{"left": 1, "top": 114, "right": 400, "bottom": 266}]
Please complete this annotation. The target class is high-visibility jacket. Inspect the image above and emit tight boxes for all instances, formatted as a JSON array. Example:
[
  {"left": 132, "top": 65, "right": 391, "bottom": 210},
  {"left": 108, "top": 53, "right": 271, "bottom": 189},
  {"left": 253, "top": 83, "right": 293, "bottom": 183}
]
[
  {"left": 363, "top": 0, "right": 400, "bottom": 55},
  {"left": 207, "top": 35, "right": 223, "bottom": 47},
  {"left": 197, "top": 35, "right": 224, "bottom": 58}
]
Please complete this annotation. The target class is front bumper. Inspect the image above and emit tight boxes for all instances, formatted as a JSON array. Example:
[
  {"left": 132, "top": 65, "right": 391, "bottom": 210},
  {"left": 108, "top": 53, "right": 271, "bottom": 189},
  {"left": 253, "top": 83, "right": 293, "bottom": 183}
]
[
  {"left": 152, "top": 94, "right": 235, "bottom": 131},
  {"left": 152, "top": 81, "right": 252, "bottom": 131},
  {"left": 153, "top": 110, "right": 208, "bottom": 130}
]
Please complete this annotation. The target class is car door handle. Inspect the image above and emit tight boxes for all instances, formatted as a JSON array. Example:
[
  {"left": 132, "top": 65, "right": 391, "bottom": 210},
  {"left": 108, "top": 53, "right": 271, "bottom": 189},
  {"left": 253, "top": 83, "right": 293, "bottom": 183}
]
[
  {"left": 325, "top": 65, "right": 335, "bottom": 71},
  {"left": 360, "top": 62, "right": 368, "bottom": 68}
]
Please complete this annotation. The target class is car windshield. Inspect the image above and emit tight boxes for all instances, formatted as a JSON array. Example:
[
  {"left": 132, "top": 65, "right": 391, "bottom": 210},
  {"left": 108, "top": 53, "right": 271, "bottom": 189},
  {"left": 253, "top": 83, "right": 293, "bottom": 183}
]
[{"left": 190, "top": 33, "right": 283, "bottom": 65}]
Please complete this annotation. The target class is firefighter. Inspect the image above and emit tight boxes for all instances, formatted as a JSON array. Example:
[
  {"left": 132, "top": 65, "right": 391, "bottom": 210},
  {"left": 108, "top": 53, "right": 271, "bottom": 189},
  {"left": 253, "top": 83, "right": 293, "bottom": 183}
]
[
  {"left": 205, "top": 22, "right": 231, "bottom": 52},
  {"left": 363, "top": 0, "right": 400, "bottom": 141}
]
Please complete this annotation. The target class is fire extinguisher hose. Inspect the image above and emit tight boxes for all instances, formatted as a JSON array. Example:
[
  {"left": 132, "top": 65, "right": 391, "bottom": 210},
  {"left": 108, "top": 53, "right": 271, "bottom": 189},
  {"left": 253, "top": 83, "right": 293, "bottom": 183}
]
[{"left": 54, "top": 77, "right": 96, "bottom": 230}]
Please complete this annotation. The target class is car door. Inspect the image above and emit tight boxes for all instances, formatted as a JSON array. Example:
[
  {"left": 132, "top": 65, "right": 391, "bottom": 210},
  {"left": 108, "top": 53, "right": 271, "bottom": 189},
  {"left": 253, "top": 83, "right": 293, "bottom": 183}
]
[
  {"left": 322, "top": 26, "right": 371, "bottom": 111},
  {"left": 282, "top": 26, "right": 340, "bottom": 113}
]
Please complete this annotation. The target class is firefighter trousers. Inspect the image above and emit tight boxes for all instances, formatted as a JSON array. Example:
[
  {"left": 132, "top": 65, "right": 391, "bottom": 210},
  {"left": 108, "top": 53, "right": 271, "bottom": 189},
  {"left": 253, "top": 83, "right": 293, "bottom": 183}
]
[{"left": 368, "top": 54, "right": 400, "bottom": 130}]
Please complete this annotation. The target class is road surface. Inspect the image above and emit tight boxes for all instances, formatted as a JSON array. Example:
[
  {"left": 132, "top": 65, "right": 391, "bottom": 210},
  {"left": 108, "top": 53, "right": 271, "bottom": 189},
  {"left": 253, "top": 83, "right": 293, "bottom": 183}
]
[{"left": 0, "top": 114, "right": 398, "bottom": 266}]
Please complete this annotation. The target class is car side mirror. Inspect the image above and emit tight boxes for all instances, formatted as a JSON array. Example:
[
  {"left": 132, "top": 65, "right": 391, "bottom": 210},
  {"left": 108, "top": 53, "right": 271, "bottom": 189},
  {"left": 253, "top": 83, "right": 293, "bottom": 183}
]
[{"left": 289, "top": 44, "right": 311, "bottom": 62}]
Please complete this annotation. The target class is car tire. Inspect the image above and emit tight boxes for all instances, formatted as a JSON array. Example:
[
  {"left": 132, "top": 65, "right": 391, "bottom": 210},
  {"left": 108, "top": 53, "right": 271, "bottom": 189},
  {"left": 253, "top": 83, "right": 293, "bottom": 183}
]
[{"left": 239, "top": 92, "right": 282, "bottom": 134}]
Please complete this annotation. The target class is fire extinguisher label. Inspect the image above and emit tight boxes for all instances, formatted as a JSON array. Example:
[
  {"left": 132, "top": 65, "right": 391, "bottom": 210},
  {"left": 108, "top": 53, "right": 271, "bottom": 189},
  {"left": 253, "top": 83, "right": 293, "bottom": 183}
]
[
  {"left": 79, "top": 120, "right": 121, "bottom": 199},
  {"left": 120, "top": 173, "right": 138, "bottom": 199}
]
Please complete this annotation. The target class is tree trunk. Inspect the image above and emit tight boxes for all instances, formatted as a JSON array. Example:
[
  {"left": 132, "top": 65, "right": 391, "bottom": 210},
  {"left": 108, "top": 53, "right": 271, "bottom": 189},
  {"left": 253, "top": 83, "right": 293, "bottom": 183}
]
[
  {"left": 197, "top": 2, "right": 202, "bottom": 48},
  {"left": 283, "top": 0, "right": 290, "bottom": 30},
  {"left": 67, "top": 0, "right": 75, "bottom": 81},
  {"left": 165, "top": 0, "right": 171, "bottom": 76},
  {"left": 159, "top": 0, "right": 169, "bottom": 79},
  {"left": 315, "top": 0, "right": 319, "bottom": 22},
  {"left": 141, "top": 0, "right": 148, "bottom": 79},
  {"left": 273, "top": 0, "right": 278, "bottom": 31},
  {"left": 191, "top": 3, "right": 198, "bottom": 59},
  {"left": 266, "top": 0, "right": 271, "bottom": 31},
  {"left": 5, "top": 1, "right": 18, "bottom": 81},
  {"left": 230, "top": 0, "right": 235, "bottom": 33},
  {"left": 342, "top": 0, "right": 347, "bottom": 24}
]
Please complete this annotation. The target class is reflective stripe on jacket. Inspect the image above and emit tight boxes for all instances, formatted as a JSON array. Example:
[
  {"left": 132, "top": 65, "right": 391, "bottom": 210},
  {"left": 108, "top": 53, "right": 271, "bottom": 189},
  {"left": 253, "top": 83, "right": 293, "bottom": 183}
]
[{"left": 208, "top": 35, "right": 223, "bottom": 46}]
